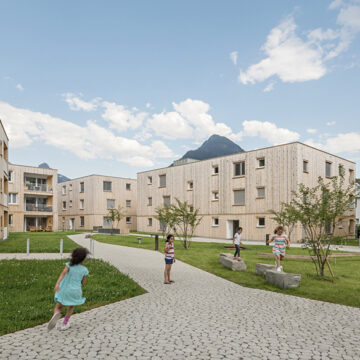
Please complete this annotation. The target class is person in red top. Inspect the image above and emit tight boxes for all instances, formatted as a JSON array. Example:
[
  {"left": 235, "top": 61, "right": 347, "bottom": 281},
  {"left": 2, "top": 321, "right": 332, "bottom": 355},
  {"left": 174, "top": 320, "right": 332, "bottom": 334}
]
[{"left": 164, "top": 234, "right": 175, "bottom": 284}]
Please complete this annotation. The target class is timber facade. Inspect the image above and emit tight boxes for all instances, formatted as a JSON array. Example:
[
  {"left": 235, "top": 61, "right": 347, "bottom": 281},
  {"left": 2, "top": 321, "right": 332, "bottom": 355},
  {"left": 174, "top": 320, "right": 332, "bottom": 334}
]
[{"left": 0, "top": 121, "right": 9, "bottom": 240}]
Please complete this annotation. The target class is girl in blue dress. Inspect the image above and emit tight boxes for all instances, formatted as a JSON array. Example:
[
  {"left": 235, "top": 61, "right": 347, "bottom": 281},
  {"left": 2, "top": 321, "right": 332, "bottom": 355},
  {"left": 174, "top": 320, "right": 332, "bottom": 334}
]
[{"left": 47, "top": 247, "right": 89, "bottom": 331}]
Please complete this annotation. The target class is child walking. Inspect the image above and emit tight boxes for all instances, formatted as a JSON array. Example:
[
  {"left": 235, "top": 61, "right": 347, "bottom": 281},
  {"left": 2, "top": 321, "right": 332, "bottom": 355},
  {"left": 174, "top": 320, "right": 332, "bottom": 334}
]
[
  {"left": 267, "top": 226, "right": 290, "bottom": 272},
  {"left": 233, "top": 227, "right": 243, "bottom": 261},
  {"left": 164, "top": 234, "right": 175, "bottom": 284},
  {"left": 47, "top": 247, "right": 89, "bottom": 331}
]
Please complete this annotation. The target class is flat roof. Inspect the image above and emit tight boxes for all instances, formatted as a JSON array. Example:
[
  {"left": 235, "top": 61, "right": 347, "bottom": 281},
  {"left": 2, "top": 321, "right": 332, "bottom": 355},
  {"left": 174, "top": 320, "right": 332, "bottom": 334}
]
[
  {"left": 137, "top": 141, "right": 356, "bottom": 174},
  {"left": 9, "top": 162, "right": 58, "bottom": 171},
  {"left": 59, "top": 174, "right": 136, "bottom": 183}
]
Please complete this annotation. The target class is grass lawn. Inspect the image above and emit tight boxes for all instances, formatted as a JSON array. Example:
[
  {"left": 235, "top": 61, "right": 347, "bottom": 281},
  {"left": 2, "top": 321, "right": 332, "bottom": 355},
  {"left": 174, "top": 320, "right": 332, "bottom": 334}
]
[
  {"left": 0, "top": 232, "right": 83, "bottom": 253},
  {"left": 0, "top": 258, "right": 146, "bottom": 335},
  {"left": 94, "top": 234, "right": 360, "bottom": 308}
]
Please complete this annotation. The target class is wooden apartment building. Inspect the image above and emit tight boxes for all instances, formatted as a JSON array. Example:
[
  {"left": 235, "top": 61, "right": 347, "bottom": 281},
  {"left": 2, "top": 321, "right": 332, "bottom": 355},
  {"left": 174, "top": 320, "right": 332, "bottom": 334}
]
[
  {"left": 137, "top": 142, "right": 356, "bottom": 242},
  {"left": 58, "top": 175, "right": 137, "bottom": 233},
  {"left": 0, "top": 121, "right": 9, "bottom": 240}
]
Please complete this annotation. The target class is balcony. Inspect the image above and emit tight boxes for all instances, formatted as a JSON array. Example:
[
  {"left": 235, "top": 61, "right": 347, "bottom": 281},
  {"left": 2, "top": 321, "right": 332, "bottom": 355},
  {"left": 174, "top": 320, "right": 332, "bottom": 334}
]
[
  {"left": 24, "top": 184, "right": 53, "bottom": 193},
  {"left": 3, "top": 194, "right": 7, "bottom": 207},
  {"left": 2, "top": 159, "right": 8, "bottom": 176},
  {"left": 25, "top": 204, "right": 53, "bottom": 212}
]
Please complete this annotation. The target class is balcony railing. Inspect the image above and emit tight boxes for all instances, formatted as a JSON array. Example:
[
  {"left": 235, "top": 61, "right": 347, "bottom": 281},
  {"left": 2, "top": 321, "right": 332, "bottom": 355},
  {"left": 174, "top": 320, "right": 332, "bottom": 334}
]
[
  {"left": 24, "top": 184, "right": 53, "bottom": 192},
  {"left": 25, "top": 204, "right": 53, "bottom": 212}
]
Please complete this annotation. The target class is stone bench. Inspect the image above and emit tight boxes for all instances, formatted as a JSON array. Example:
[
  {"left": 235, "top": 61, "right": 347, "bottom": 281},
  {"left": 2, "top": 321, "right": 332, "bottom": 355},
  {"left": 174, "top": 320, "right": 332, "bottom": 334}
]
[
  {"left": 256, "top": 263, "right": 277, "bottom": 276},
  {"left": 265, "top": 270, "right": 301, "bottom": 289},
  {"left": 219, "top": 253, "right": 246, "bottom": 271}
]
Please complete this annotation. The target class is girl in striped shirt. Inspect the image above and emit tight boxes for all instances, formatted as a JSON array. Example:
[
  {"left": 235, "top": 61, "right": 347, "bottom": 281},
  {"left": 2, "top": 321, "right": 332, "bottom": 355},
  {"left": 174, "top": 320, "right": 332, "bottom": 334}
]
[
  {"left": 164, "top": 234, "right": 175, "bottom": 284},
  {"left": 267, "top": 226, "right": 290, "bottom": 272}
]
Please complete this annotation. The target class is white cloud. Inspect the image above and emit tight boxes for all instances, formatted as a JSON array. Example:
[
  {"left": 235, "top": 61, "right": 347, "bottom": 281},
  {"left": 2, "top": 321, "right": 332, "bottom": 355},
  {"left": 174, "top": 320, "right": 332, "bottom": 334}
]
[
  {"left": 0, "top": 101, "right": 173, "bottom": 167},
  {"left": 238, "top": 120, "right": 300, "bottom": 145},
  {"left": 306, "top": 132, "right": 360, "bottom": 154},
  {"left": 326, "top": 121, "right": 336, "bottom": 126},
  {"left": 101, "top": 101, "right": 147, "bottom": 132},
  {"left": 239, "top": 2, "right": 360, "bottom": 85},
  {"left": 263, "top": 81, "right": 276, "bottom": 92},
  {"left": 307, "top": 128, "right": 317, "bottom": 134},
  {"left": 62, "top": 93, "right": 100, "bottom": 112},
  {"left": 16, "top": 83, "right": 24, "bottom": 91},
  {"left": 230, "top": 51, "right": 238, "bottom": 65},
  {"left": 146, "top": 102, "right": 152, "bottom": 108}
]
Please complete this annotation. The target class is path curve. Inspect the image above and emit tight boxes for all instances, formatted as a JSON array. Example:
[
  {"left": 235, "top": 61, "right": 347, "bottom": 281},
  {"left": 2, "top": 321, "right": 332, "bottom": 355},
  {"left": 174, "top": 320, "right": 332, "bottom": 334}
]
[{"left": 0, "top": 233, "right": 359, "bottom": 359}]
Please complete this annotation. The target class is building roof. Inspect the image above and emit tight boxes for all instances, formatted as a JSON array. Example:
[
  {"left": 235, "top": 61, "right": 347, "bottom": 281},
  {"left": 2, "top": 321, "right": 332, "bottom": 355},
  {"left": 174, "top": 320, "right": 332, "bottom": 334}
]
[
  {"left": 0, "top": 120, "right": 9, "bottom": 141},
  {"left": 59, "top": 174, "right": 136, "bottom": 183}
]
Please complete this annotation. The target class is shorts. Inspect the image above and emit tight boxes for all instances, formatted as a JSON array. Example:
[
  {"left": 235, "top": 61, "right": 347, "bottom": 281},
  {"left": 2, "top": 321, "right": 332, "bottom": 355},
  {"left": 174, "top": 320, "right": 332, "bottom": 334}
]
[{"left": 165, "top": 258, "right": 174, "bottom": 265}]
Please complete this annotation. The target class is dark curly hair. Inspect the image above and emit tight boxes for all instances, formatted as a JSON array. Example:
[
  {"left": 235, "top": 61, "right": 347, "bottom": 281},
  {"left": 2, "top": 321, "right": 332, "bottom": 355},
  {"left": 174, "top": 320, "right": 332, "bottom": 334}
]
[
  {"left": 70, "top": 247, "right": 89, "bottom": 266},
  {"left": 165, "top": 234, "right": 174, "bottom": 242}
]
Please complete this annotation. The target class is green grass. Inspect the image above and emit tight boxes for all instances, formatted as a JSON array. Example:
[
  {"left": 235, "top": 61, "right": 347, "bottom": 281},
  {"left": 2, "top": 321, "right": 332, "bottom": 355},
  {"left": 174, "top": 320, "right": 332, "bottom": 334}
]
[
  {"left": 0, "top": 258, "right": 146, "bottom": 335},
  {"left": 0, "top": 232, "right": 83, "bottom": 253},
  {"left": 94, "top": 234, "right": 360, "bottom": 308}
]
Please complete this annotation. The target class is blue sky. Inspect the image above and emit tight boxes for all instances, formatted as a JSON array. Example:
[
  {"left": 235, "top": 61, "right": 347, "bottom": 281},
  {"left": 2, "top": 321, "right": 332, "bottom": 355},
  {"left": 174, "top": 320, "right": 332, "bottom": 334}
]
[{"left": 0, "top": 0, "right": 359, "bottom": 178}]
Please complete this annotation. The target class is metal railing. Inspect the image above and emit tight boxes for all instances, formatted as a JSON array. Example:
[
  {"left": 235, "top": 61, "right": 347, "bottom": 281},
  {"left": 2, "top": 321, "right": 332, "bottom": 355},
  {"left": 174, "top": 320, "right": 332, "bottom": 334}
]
[
  {"left": 25, "top": 204, "right": 53, "bottom": 212},
  {"left": 24, "top": 184, "right": 53, "bottom": 192}
]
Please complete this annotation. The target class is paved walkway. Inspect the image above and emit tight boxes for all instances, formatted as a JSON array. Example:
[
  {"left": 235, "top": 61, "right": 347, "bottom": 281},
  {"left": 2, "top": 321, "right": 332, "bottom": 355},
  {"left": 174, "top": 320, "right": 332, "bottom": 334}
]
[
  {"left": 0, "top": 253, "right": 71, "bottom": 260},
  {"left": 1, "top": 234, "right": 360, "bottom": 359}
]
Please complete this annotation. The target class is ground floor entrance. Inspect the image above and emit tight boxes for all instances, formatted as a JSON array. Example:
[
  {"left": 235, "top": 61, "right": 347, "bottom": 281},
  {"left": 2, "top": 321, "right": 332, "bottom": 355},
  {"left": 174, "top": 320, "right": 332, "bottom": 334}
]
[
  {"left": 24, "top": 216, "right": 49, "bottom": 232},
  {"left": 226, "top": 220, "right": 239, "bottom": 239}
]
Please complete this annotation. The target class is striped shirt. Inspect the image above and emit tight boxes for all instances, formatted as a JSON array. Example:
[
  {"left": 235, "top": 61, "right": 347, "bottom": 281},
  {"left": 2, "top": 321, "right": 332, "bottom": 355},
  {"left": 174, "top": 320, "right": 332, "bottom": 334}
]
[{"left": 165, "top": 243, "right": 174, "bottom": 259}]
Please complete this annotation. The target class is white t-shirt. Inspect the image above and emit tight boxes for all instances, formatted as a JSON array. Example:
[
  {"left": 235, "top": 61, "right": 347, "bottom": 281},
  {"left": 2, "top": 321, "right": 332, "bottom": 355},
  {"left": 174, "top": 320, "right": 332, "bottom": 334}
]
[{"left": 234, "top": 233, "right": 242, "bottom": 245}]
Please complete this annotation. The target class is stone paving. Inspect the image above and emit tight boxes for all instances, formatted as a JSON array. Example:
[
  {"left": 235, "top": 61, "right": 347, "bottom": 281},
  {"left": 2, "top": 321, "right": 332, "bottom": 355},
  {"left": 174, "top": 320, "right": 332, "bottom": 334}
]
[{"left": 0, "top": 234, "right": 360, "bottom": 359}]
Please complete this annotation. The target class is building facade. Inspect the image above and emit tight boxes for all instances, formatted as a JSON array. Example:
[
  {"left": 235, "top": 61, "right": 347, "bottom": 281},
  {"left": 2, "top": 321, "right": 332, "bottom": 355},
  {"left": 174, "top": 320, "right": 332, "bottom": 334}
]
[
  {"left": 58, "top": 175, "right": 137, "bottom": 232},
  {"left": 137, "top": 142, "right": 356, "bottom": 242},
  {"left": 0, "top": 121, "right": 9, "bottom": 240},
  {"left": 8, "top": 164, "right": 58, "bottom": 232}
]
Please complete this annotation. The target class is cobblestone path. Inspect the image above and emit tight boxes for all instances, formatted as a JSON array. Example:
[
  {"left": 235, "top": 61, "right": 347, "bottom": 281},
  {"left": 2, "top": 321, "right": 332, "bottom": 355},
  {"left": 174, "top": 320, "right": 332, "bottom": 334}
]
[{"left": 0, "top": 234, "right": 359, "bottom": 359}]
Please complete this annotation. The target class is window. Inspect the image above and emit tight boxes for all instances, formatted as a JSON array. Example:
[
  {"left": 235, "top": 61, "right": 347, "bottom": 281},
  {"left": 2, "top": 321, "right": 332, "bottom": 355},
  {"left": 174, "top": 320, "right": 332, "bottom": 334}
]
[
  {"left": 164, "top": 196, "right": 171, "bottom": 206},
  {"left": 80, "top": 199, "right": 84, "bottom": 209},
  {"left": 188, "top": 181, "right": 194, "bottom": 190},
  {"left": 257, "top": 187, "right": 265, "bottom": 198},
  {"left": 126, "top": 200, "right": 131, "bottom": 207},
  {"left": 126, "top": 183, "right": 131, "bottom": 191},
  {"left": 107, "top": 199, "right": 115, "bottom": 209},
  {"left": 103, "top": 181, "right": 112, "bottom": 191},
  {"left": 9, "top": 193, "right": 17, "bottom": 204},
  {"left": 103, "top": 217, "right": 112, "bottom": 227},
  {"left": 69, "top": 183, "right": 73, "bottom": 191},
  {"left": 212, "top": 191, "right": 219, "bottom": 200},
  {"left": 258, "top": 158, "right": 265, "bottom": 168},
  {"left": 126, "top": 217, "right": 132, "bottom": 224},
  {"left": 80, "top": 182, "right": 84, "bottom": 193},
  {"left": 62, "top": 201, "right": 66, "bottom": 210},
  {"left": 234, "top": 161, "right": 245, "bottom": 176},
  {"left": 9, "top": 214, "right": 13, "bottom": 226},
  {"left": 148, "top": 176, "right": 153, "bottom": 185},
  {"left": 69, "top": 200, "right": 73, "bottom": 208},
  {"left": 234, "top": 189, "right": 245, "bottom": 205},
  {"left": 349, "top": 169, "right": 355, "bottom": 184},
  {"left": 62, "top": 185, "right": 66, "bottom": 195},
  {"left": 9, "top": 170, "right": 13, "bottom": 182},
  {"left": 349, "top": 196, "right": 355, "bottom": 209},
  {"left": 325, "top": 222, "right": 332, "bottom": 234},
  {"left": 189, "top": 206, "right": 194, "bottom": 212},
  {"left": 213, "top": 218, "right": 219, "bottom": 226},
  {"left": 213, "top": 166, "right": 219, "bottom": 174},
  {"left": 148, "top": 218, "right": 152, "bottom": 226},
  {"left": 257, "top": 217, "right": 265, "bottom": 227},
  {"left": 159, "top": 174, "right": 166, "bottom": 187},
  {"left": 303, "top": 160, "right": 308, "bottom": 173},
  {"left": 80, "top": 216, "right": 85, "bottom": 227},
  {"left": 325, "top": 161, "right": 332, "bottom": 178},
  {"left": 148, "top": 197, "right": 152, "bottom": 206}
]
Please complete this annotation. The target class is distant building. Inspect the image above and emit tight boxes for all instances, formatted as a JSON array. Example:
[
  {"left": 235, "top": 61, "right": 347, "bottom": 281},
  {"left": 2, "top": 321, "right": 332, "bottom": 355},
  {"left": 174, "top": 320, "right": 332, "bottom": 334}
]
[
  {"left": 356, "top": 183, "right": 360, "bottom": 226},
  {"left": 0, "top": 120, "right": 9, "bottom": 240},
  {"left": 8, "top": 164, "right": 58, "bottom": 232},
  {"left": 137, "top": 142, "right": 356, "bottom": 242},
  {"left": 58, "top": 175, "right": 137, "bottom": 233}
]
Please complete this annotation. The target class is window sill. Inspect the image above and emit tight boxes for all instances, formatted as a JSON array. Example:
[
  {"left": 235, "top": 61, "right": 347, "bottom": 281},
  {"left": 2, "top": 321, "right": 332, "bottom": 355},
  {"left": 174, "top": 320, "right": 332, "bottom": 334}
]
[
  {"left": 232, "top": 175, "right": 245, "bottom": 179},
  {"left": 212, "top": 199, "right": 219, "bottom": 202},
  {"left": 256, "top": 197, "right": 265, "bottom": 199},
  {"left": 233, "top": 204, "right": 245, "bottom": 206},
  {"left": 212, "top": 225, "right": 219, "bottom": 227},
  {"left": 187, "top": 189, "right": 193, "bottom": 191},
  {"left": 103, "top": 190, "right": 112, "bottom": 192},
  {"left": 256, "top": 167, "right": 265, "bottom": 170},
  {"left": 158, "top": 186, "right": 166, "bottom": 189},
  {"left": 256, "top": 226, "right": 265, "bottom": 228},
  {"left": 212, "top": 173, "right": 219, "bottom": 176},
  {"left": 303, "top": 171, "right": 309, "bottom": 174}
]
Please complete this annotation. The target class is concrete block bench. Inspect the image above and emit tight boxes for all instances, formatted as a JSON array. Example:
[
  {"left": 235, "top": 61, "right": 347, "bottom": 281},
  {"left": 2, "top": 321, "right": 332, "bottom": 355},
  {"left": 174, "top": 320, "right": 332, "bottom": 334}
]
[
  {"left": 256, "top": 263, "right": 277, "bottom": 276},
  {"left": 219, "top": 253, "right": 246, "bottom": 271},
  {"left": 265, "top": 270, "right": 301, "bottom": 289}
]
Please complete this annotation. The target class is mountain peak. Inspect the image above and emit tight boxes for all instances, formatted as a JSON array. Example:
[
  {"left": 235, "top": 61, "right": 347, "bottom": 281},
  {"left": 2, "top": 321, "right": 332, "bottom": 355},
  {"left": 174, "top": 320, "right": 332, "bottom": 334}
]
[
  {"left": 38, "top": 163, "right": 71, "bottom": 183},
  {"left": 38, "top": 162, "right": 50, "bottom": 169},
  {"left": 173, "top": 134, "right": 245, "bottom": 165}
]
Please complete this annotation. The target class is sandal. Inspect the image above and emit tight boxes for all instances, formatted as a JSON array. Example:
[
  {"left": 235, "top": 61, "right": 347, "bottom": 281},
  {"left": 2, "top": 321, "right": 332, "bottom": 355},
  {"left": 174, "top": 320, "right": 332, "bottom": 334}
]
[
  {"left": 164, "top": 282, "right": 171, "bottom": 284},
  {"left": 169, "top": 280, "right": 175, "bottom": 283}
]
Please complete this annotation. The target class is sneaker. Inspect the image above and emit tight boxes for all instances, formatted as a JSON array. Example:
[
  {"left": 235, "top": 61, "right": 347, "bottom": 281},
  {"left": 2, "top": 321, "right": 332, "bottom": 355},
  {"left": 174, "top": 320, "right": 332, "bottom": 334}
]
[
  {"left": 60, "top": 321, "right": 71, "bottom": 331},
  {"left": 47, "top": 312, "right": 61, "bottom": 331},
  {"left": 276, "top": 266, "right": 282, "bottom": 272},
  {"left": 279, "top": 266, "right": 283, "bottom": 272},
  {"left": 237, "top": 257, "right": 242, "bottom": 261}
]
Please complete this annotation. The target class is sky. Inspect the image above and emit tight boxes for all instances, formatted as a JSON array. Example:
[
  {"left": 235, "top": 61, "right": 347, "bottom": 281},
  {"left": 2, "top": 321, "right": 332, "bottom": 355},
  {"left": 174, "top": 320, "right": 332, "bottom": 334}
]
[{"left": 0, "top": 0, "right": 360, "bottom": 178}]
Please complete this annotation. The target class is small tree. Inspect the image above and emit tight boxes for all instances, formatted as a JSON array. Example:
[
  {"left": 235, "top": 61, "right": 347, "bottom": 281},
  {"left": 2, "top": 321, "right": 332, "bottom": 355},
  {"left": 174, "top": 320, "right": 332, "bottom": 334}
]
[
  {"left": 171, "top": 198, "right": 202, "bottom": 249},
  {"left": 272, "top": 167, "right": 356, "bottom": 278},
  {"left": 107, "top": 206, "right": 125, "bottom": 235},
  {"left": 155, "top": 205, "right": 176, "bottom": 240},
  {"left": 269, "top": 203, "right": 298, "bottom": 240}
]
